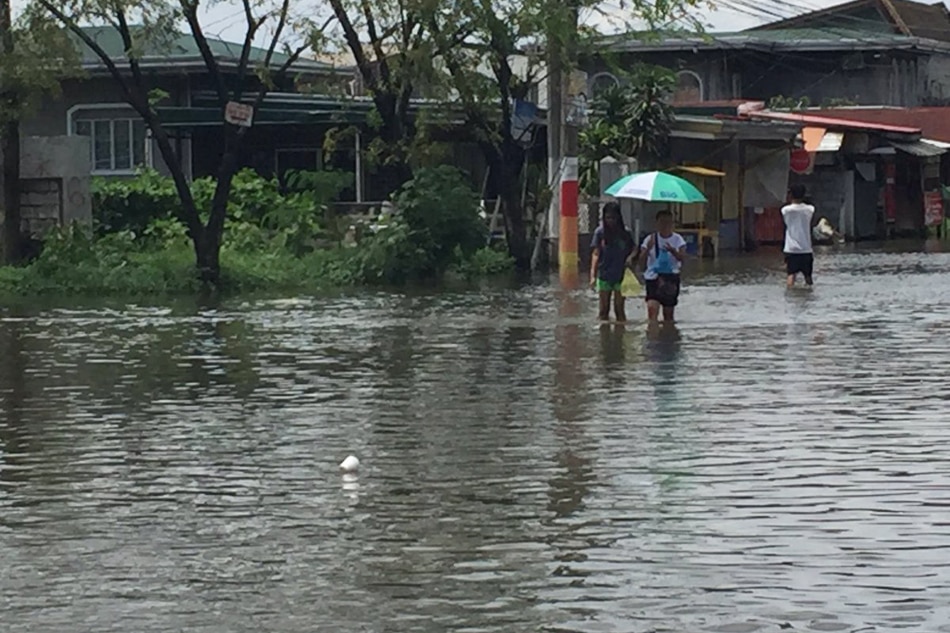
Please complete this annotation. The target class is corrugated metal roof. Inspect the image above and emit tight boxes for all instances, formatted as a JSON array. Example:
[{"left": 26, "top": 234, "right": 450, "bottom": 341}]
[
  {"left": 890, "top": 139, "right": 948, "bottom": 156},
  {"left": 815, "top": 107, "right": 950, "bottom": 142},
  {"left": 597, "top": 27, "right": 950, "bottom": 53},
  {"left": 749, "top": 110, "right": 921, "bottom": 134},
  {"left": 76, "top": 26, "right": 338, "bottom": 74},
  {"left": 750, "top": 0, "right": 950, "bottom": 44}
]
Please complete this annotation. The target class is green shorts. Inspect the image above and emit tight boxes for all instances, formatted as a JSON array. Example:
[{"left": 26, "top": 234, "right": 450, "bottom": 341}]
[{"left": 596, "top": 279, "right": 622, "bottom": 292}]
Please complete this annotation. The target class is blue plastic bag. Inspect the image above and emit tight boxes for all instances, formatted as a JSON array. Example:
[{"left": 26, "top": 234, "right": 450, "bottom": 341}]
[{"left": 653, "top": 249, "right": 676, "bottom": 275}]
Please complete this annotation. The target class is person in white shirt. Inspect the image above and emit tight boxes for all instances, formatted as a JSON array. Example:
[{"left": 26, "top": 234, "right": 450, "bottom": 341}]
[
  {"left": 638, "top": 209, "right": 687, "bottom": 322},
  {"left": 781, "top": 184, "right": 816, "bottom": 288}
]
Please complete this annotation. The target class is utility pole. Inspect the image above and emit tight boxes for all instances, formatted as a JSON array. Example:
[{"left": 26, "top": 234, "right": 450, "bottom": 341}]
[
  {"left": 548, "top": 0, "right": 579, "bottom": 288},
  {"left": 545, "top": 27, "right": 563, "bottom": 266}
]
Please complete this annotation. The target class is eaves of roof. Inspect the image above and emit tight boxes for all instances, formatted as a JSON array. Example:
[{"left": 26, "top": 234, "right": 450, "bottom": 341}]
[{"left": 598, "top": 32, "right": 950, "bottom": 55}]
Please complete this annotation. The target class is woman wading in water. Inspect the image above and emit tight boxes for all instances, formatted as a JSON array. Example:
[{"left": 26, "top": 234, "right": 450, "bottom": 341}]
[{"left": 589, "top": 202, "right": 636, "bottom": 322}]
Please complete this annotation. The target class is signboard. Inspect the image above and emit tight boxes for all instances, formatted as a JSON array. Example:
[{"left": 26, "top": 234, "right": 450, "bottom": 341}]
[
  {"left": 510, "top": 100, "right": 538, "bottom": 146},
  {"left": 565, "top": 70, "right": 589, "bottom": 127},
  {"left": 789, "top": 148, "right": 813, "bottom": 174},
  {"left": 925, "top": 190, "right": 944, "bottom": 226},
  {"left": 225, "top": 101, "right": 254, "bottom": 127}
]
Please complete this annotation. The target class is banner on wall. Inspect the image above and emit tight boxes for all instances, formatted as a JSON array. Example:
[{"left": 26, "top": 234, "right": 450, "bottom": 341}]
[
  {"left": 744, "top": 146, "right": 790, "bottom": 207},
  {"left": 925, "top": 190, "right": 944, "bottom": 226}
]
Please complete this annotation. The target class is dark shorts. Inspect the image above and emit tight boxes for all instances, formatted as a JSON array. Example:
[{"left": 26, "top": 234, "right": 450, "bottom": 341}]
[
  {"left": 645, "top": 274, "right": 681, "bottom": 307},
  {"left": 785, "top": 253, "right": 814, "bottom": 277}
]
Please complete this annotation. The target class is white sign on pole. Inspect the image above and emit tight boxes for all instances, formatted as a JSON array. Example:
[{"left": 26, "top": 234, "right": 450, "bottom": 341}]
[{"left": 225, "top": 102, "right": 254, "bottom": 127}]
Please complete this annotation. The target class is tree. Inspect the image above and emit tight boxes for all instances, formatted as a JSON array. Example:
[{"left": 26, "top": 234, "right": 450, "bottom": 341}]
[
  {"left": 35, "top": 0, "right": 321, "bottom": 282},
  {"left": 427, "top": 0, "right": 550, "bottom": 270},
  {"left": 323, "top": 0, "right": 472, "bottom": 193},
  {"left": 431, "top": 1, "right": 692, "bottom": 270},
  {"left": 578, "top": 65, "right": 675, "bottom": 195},
  {"left": 0, "top": 5, "right": 77, "bottom": 264}
]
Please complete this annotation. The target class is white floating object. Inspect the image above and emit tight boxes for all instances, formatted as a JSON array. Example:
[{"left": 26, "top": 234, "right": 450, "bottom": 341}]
[{"left": 339, "top": 455, "right": 360, "bottom": 472}]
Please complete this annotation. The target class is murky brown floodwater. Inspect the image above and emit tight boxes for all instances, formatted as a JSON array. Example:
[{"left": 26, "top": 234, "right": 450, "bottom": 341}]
[{"left": 3, "top": 243, "right": 950, "bottom": 632}]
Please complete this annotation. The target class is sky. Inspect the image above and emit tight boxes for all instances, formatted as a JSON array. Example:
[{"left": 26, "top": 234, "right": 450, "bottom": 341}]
[
  {"left": 13, "top": 0, "right": 950, "bottom": 52},
  {"left": 198, "top": 0, "right": 950, "bottom": 49}
]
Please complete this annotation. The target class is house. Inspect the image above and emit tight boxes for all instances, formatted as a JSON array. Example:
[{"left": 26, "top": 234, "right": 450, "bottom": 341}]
[
  {"left": 579, "top": 113, "right": 802, "bottom": 262},
  {"left": 23, "top": 26, "right": 352, "bottom": 184},
  {"left": 744, "top": 108, "right": 943, "bottom": 240},
  {"left": 582, "top": 0, "right": 950, "bottom": 107}
]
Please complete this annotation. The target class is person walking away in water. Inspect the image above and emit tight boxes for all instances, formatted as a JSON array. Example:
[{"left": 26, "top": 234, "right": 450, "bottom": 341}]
[
  {"left": 639, "top": 209, "right": 686, "bottom": 322},
  {"left": 782, "top": 184, "right": 816, "bottom": 287},
  {"left": 589, "top": 202, "right": 636, "bottom": 322}
]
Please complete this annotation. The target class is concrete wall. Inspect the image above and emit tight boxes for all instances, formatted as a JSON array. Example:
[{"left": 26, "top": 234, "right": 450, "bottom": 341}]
[
  {"left": 789, "top": 167, "right": 851, "bottom": 237},
  {"left": 0, "top": 135, "right": 92, "bottom": 236},
  {"left": 582, "top": 49, "right": 950, "bottom": 107}
]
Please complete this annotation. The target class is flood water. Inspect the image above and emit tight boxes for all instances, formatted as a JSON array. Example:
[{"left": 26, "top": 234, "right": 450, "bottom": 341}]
[{"left": 3, "top": 243, "right": 950, "bottom": 632}]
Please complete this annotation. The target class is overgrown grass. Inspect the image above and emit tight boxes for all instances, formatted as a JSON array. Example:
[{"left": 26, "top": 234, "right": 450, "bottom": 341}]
[
  {"left": 0, "top": 230, "right": 514, "bottom": 299},
  {"left": 0, "top": 166, "right": 516, "bottom": 299}
]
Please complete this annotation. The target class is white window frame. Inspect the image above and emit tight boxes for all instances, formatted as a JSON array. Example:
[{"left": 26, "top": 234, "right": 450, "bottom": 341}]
[
  {"left": 67, "top": 104, "right": 150, "bottom": 176},
  {"left": 588, "top": 72, "right": 620, "bottom": 97}
]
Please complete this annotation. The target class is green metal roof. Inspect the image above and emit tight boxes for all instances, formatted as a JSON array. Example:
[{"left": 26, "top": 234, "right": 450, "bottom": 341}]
[
  {"left": 596, "top": 26, "right": 950, "bottom": 53},
  {"left": 76, "top": 26, "right": 336, "bottom": 73},
  {"left": 154, "top": 93, "right": 474, "bottom": 128}
]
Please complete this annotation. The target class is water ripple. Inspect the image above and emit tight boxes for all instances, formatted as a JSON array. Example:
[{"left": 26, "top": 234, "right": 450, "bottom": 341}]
[{"left": 2, "top": 246, "right": 950, "bottom": 631}]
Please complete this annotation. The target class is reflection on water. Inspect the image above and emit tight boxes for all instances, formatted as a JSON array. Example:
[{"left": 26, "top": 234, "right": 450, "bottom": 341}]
[{"left": 3, "top": 246, "right": 950, "bottom": 631}]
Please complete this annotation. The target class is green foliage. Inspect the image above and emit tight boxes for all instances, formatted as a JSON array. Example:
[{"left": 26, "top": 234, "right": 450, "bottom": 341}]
[
  {"left": 821, "top": 97, "right": 856, "bottom": 108},
  {"left": 92, "top": 168, "right": 352, "bottom": 257},
  {"left": 357, "top": 166, "right": 487, "bottom": 283},
  {"left": 91, "top": 169, "right": 178, "bottom": 234},
  {"left": 1, "top": 224, "right": 200, "bottom": 295},
  {"left": 449, "top": 245, "right": 515, "bottom": 279},
  {"left": 579, "top": 65, "right": 676, "bottom": 195},
  {"left": 1, "top": 167, "right": 510, "bottom": 297},
  {"left": 768, "top": 95, "right": 811, "bottom": 110},
  {"left": 0, "top": 9, "right": 81, "bottom": 126}
]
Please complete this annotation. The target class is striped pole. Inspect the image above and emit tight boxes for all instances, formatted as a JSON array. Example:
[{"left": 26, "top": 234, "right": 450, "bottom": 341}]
[{"left": 559, "top": 156, "right": 579, "bottom": 286}]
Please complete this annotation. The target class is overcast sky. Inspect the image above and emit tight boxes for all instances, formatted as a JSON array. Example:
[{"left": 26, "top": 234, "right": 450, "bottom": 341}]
[{"left": 14, "top": 0, "right": 950, "bottom": 52}]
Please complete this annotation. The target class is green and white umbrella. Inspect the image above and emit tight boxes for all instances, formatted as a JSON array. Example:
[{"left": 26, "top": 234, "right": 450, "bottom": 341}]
[{"left": 604, "top": 171, "right": 708, "bottom": 203}]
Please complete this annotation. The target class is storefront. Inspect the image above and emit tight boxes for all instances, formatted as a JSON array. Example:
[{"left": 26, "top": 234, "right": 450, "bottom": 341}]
[{"left": 748, "top": 111, "right": 946, "bottom": 242}]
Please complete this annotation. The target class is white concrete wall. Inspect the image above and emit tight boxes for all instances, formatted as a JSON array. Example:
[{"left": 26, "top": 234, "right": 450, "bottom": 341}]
[{"left": 0, "top": 135, "right": 92, "bottom": 234}]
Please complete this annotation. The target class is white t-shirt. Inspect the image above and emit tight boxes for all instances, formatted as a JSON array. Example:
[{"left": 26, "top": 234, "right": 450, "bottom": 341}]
[
  {"left": 782, "top": 203, "right": 815, "bottom": 254},
  {"left": 641, "top": 232, "right": 687, "bottom": 280}
]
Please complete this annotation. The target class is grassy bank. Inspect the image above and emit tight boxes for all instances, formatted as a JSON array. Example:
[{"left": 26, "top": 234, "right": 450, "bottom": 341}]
[
  {"left": 0, "top": 166, "right": 515, "bottom": 299},
  {"left": 0, "top": 230, "right": 514, "bottom": 298}
]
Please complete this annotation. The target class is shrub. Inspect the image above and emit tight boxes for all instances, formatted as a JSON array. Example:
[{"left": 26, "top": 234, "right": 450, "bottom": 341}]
[
  {"left": 92, "top": 168, "right": 352, "bottom": 249},
  {"left": 450, "top": 246, "right": 515, "bottom": 279},
  {"left": 91, "top": 169, "right": 178, "bottom": 235},
  {"left": 394, "top": 166, "right": 487, "bottom": 275},
  {"left": 352, "top": 166, "right": 488, "bottom": 284}
]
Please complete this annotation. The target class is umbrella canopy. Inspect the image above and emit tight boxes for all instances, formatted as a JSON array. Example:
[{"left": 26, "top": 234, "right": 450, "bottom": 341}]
[{"left": 605, "top": 171, "right": 708, "bottom": 203}]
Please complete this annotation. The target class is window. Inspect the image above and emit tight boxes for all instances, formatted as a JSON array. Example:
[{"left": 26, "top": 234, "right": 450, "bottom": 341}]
[
  {"left": 73, "top": 118, "right": 147, "bottom": 174},
  {"left": 589, "top": 73, "right": 620, "bottom": 99},
  {"left": 673, "top": 70, "right": 704, "bottom": 105}
]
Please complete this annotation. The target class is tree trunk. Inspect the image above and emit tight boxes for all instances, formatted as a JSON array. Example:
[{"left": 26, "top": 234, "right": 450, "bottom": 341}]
[
  {"left": 195, "top": 126, "right": 242, "bottom": 284},
  {"left": 1, "top": 116, "right": 20, "bottom": 265},
  {"left": 376, "top": 116, "right": 413, "bottom": 197},
  {"left": 489, "top": 141, "right": 530, "bottom": 271}
]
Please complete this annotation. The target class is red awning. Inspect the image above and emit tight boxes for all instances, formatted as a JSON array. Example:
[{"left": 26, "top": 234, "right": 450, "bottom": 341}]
[{"left": 749, "top": 110, "right": 921, "bottom": 135}]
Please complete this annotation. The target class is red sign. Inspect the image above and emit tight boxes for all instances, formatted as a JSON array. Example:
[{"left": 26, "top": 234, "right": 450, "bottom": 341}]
[
  {"left": 789, "top": 148, "right": 812, "bottom": 174},
  {"left": 925, "top": 190, "right": 944, "bottom": 226},
  {"left": 884, "top": 162, "right": 896, "bottom": 222}
]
